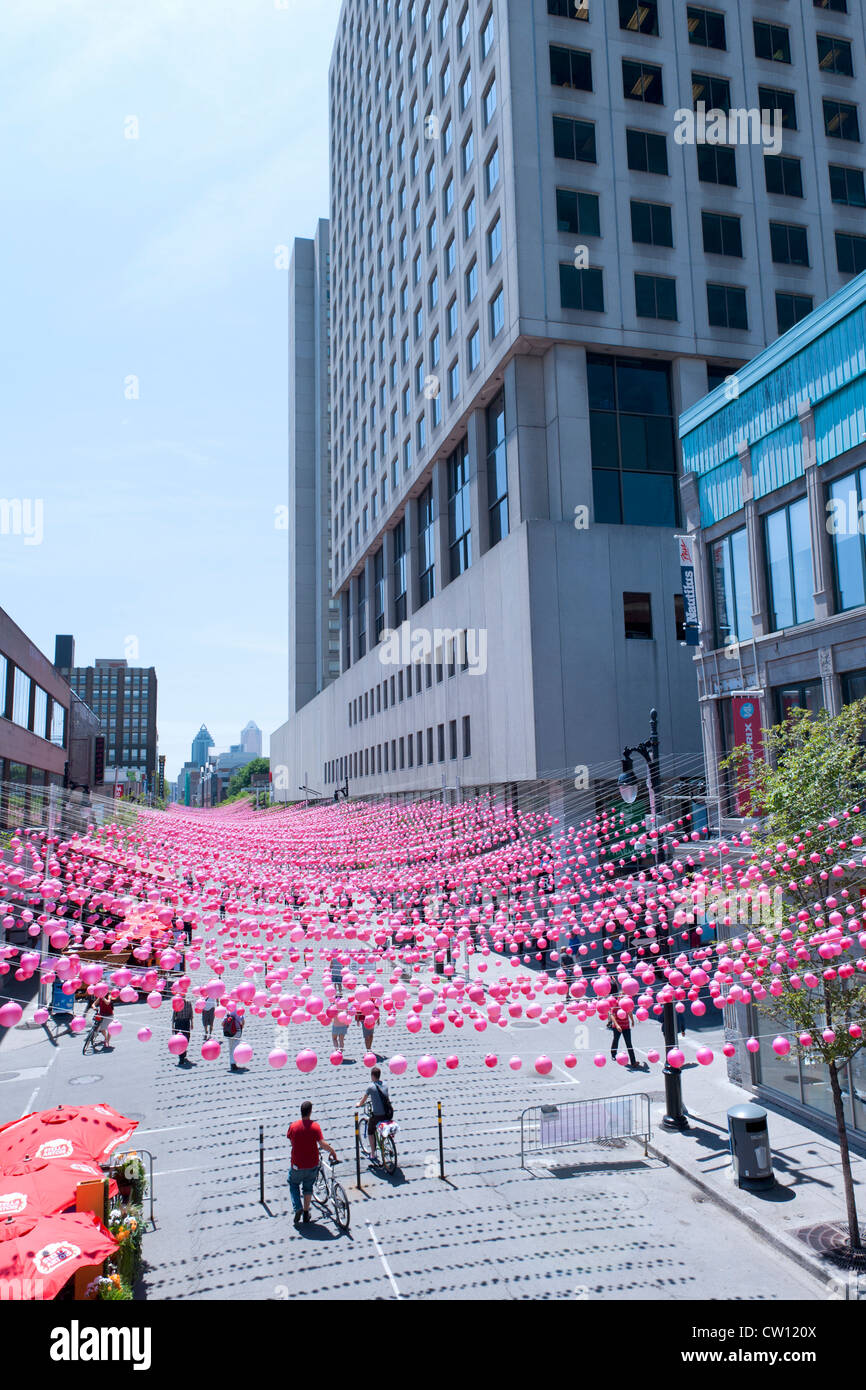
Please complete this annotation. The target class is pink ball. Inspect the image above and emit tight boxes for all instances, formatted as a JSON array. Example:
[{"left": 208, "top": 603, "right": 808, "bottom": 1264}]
[
  {"left": 771, "top": 1036, "right": 790, "bottom": 1057},
  {"left": 362, "top": 1051, "right": 377, "bottom": 1068},
  {"left": 667, "top": 1049, "right": 685, "bottom": 1068},
  {"left": 388, "top": 1055, "right": 408, "bottom": 1075},
  {"left": 746, "top": 1037, "right": 760, "bottom": 1053},
  {"left": 646, "top": 1048, "right": 660, "bottom": 1064},
  {"left": 563, "top": 1054, "right": 577, "bottom": 1068},
  {"left": 70, "top": 1017, "right": 87, "bottom": 1034},
  {"left": 146, "top": 992, "right": 162, "bottom": 1010},
  {"left": 233, "top": 1042, "right": 253, "bottom": 1066},
  {"left": 33, "top": 1008, "right": 49, "bottom": 1026},
  {"left": 484, "top": 1053, "right": 498, "bottom": 1068},
  {"left": 593, "top": 1054, "right": 606, "bottom": 1068},
  {"left": 296, "top": 1049, "right": 317, "bottom": 1073},
  {"left": 722, "top": 1042, "right": 736, "bottom": 1058},
  {"left": 445, "top": 1055, "right": 459, "bottom": 1070},
  {"left": 202, "top": 1039, "right": 221, "bottom": 1061},
  {"left": 329, "top": 1051, "right": 344, "bottom": 1066},
  {"left": 534, "top": 1055, "right": 553, "bottom": 1075},
  {"left": 107, "top": 1020, "right": 122, "bottom": 1036},
  {"left": 696, "top": 1047, "right": 713, "bottom": 1066},
  {"left": 137, "top": 1027, "right": 152, "bottom": 1042},
  {"left": 268, "top": 1049, "right": 288, "bottom": 1069},
  {"left": 0, "top": 1001, "right": 23, "bottom": 1028},
  {"left": 508, "top": 1056, "right": 522, "bottom": 1071},
  {"left": 417, "top": 1054, "right": 438, "bottom": 1078},
  {"left": 168, "top": 1033, "right": 188, "bottom": 1055}
]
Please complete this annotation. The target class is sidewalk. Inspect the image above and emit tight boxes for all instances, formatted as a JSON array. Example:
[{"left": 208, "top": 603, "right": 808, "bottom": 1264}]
[{"left": 646, "top": 1058, "right": 866, "bottom": 1296}]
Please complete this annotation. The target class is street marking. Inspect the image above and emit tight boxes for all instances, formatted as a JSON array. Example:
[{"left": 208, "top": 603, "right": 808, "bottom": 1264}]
[
  {"left": 152, "top": 1166, "right": 205, "bottom": 1177},
  {"left": 20, "top": 1087, "right": 39, "bottom": 1117},
  {"left": 367, "top": 1224, "right": 403, "bottom": 1300},
  {"left": 136, "top": 1115, "right": 259, "bottom": 1136},
  {"left": 0, "top": 1064, "right": 52, "bottom": 1085}
]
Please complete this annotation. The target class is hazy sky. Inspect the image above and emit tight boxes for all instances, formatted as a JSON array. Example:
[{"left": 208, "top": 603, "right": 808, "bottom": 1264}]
[{"left": 1, "top": 0, "right": 343, "bottom": 780}]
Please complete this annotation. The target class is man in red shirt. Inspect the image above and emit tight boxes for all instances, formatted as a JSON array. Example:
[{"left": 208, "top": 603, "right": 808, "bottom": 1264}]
[{"left": 287, "top": 1101, "right": 337, "bottom": 1226}]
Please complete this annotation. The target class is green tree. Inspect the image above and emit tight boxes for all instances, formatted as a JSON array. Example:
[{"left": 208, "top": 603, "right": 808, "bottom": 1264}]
[
  {"left": 723, "top": 700, "right": 866, "bottom": 1253},
  {"left": 225, "top": 757, "right": 270, "bottom": 800}
]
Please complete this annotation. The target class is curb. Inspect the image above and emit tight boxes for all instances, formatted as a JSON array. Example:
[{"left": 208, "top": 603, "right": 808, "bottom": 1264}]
[{"left": 646, "top": 1137, "right": 843, "bottom": 1292}]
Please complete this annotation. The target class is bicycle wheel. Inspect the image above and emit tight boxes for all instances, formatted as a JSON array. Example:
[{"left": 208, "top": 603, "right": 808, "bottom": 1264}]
[
  {"left": 313, "top": 1166, "right": 329, "bottom": 1205},
  {"left": 82, "top": 1031, "right": 94, "bottom": 1056},
  {"left": 382, "top": 1133, "right": 397, "bottom": 1175},
  {"left": 332, "top": 1181, "right": 350, "bottom": 1231}
]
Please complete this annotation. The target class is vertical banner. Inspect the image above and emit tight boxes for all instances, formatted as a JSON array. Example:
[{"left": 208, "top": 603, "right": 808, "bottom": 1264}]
[
  {"left": 731, "top": 695, "right": 765, "bottom": 815},
  {"left": 158, "top": 755, "right": 166, "bottom": 799},
  {"left": 676, "top": 534, "right": 700, "bottom": 646}
]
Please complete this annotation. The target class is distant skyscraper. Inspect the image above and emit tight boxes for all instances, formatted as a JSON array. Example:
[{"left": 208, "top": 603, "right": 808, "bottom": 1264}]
[
  {"left": 191, "top": 724, "right": 215, "bottom": 767},
  {"left": 59, "top": 644, "right": 158, "bottom": 787},
  {"left": 241, "top": 721, "right": 262, "bottom": 756}
]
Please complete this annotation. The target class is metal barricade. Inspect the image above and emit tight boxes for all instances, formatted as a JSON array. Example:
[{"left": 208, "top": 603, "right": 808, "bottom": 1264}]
[
  {"left": 520, "top": 1094, "right": 651, "bottom": 1167},
  {"left": 106, "top": 1148, "right": 155, "bottom": 1227}
]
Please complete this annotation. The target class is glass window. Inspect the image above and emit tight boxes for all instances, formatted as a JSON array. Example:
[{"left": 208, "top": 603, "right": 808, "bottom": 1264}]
[
  {"left": 691, "top": 71, "right": 730, "bottom": 113},
  {"left": 356, "top": 570, "right": 368, "bottom": 658},
  {"left": 393, "top": 518, "right": 408, "bottom": 625},
  {"left": 33, "top": 685, "right": 48, "bottom": 740},
  {"left": 550, "top": 45, "right": 592, "bottom": 90},
  {"left": 418, "top": 484, "right": 436, "bottom": 605},
  {"left": 468, "top": 325, "right": 480, "bottom": 371},
  {"left": 754, "top": 21, "right": 791, "bottom": 63},
  {"left": 829, "top": 467, "right": 866, "bottom": 612},
  {"left": 483, "top": 77, "right": 497, "bottom": 126},
  {"left": 559, "top": 264, "right": 604, "bottom": 311},
  {"left": 588, "top": 355, "right": 677, "bottom": 528},
  {"left": 634, "top": 273, "right": 677, "bottom": 320},
  {"left": 776, "top": 292, "right": 813, "bottom": 334},
  {"left": 461, "top": 129, "right": 474, "bottom": 174},
  {"left": 697, "top": 144, "right": 737, "bottom": 185},
  {"left": 707, "top": 282, "right": 748, "bottom": 330},
  {"left": 487, "top": 216, "right": 501, "bottom": 264},
  {"left": 817, "top": 33, "right": 853, "bottom": 75},
  {"left": 487, "top": 391, "right": 508, "bottom": 546},
  {"left": 624, "top": 592, "right": 653, "bottom": 639},
  {"left": 712, "top": 528, "right": 752, "bottom": 645},
  {"left": 836, "top": 231, "right": 866, "bottom": 275},
  {"left": 630, "top": 201, "right": 673, "bottom": 247},
  {"left": 622, "top": 60, "right": 663, "bottom": 104},
  {"left": 764, "top": 154, "right": 803, "bottom": 197},
  {"left": 765, "top": 497, "right": 814, "bottom": 630},
  {"left": 687, "top": 7, "right": 726, "bottom": 50},
  {"left": 481, "top": 10, "right": 495, "bottom": 59},
  {"left": 774, "top": 681, "right": 824, "bottom": 723},
  {"left": 824, "top": 99, "right": 860, "bottom": 141},
  {"left": 484, "top": 146, "right": 500, "bottom": 195},
  {"left": 759, "top": 86, "right": 797, "bottom": 130},
  {"left": 829, "top": 164, "right": 866, "bottom": 207},
  {"left": 626, "top": 128, "right": 668, "bottom": 174},
  {"left": 770, "top": 221, "right": 809, "bottom": 266},
  {"left": 556, "top": 188, "right": 600, "bottom": 237},
  {"left": 50, "top": 699, "right": 67, "bottom": 747},
  {"left": 553, "top": 116, "right": 597, "bottom": 163},
  {"left": 701, "top": 210, "right": 742, "bottom": 256},
  {"left": 490, "top": 287, "right": 505, "bottom": 337},
  {"left": 374, "top": 548, "right": 386, "bottom": 642},
  {"left": 619, "top": 0, "right": 659, "bottom": 35},
  {"left": 842, "top": 669, "right": 866, "bottom": 705},
  {"left": 12, "top": 667, "right": 31, "bottom": 728},
  {"left": 448, "top": 438, "right": 472, "bottom": 579}
]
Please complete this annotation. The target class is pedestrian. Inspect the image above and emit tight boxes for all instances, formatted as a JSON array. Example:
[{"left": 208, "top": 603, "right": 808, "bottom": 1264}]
[
  {"left": 223, "top": 1002, "right": 244, "bottom": 1071},
  {"left": 331, "top": 1004, "right": 350, "bottom": 1055},
  {"left": 356, "top": 1001, "right": 379, "bottom": 1057},
  {"left": 329, "top": 955, "right": 343, "bottom": 996},
  {"left": 286, "top": 1101, "right": 337, "bottom": 1227},
  {"left": 201, "top": 995, "right": 216, "bottom": 1040},
  {"left": 174, "top": 996, "right": 193, "bottom": 1065},
  {"left": 183, "top": 919, "right": 193, "bottom": 946},
  {"left": 94, "top": 994, "right": 115, "bottom": 1048},
  {"left": 608, "top": 998, "right": 641, "bottom": 1070},
  {"left": 358, "top": 1066, "right": 393, "bottom": 1162}
]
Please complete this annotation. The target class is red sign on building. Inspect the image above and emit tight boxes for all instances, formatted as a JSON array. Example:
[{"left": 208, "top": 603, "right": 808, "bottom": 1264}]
[{"left": 731, "top": 695, "right": 765, "bottom": 815}]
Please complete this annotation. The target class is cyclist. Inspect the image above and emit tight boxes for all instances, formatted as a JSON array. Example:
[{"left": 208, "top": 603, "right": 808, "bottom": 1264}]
[
  {"left": 287, "top": 1101, "right": 338, "bottom": 1227},
  {"left": 94, "top": 994, "right": 115, "bottom": 1047},
  {"left": 358, "top": 1066, "right": 392, "bottom": 1162}
]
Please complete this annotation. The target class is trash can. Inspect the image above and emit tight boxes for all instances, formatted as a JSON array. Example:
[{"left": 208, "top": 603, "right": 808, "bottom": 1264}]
[{"left": 727, "top": 1102, "right": 774, "bottom": 1188}]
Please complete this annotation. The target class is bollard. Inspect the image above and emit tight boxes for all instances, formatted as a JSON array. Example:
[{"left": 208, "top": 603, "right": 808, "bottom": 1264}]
[
  {"left": 259, "top": 1124, "right": 265, "bottom": 1205},
  {"left": 354, "top": 1110, "right": 363, "bottom": 1191},
  {"left": 437, "top": 1100, "right": 445, "bottom": 1180}
]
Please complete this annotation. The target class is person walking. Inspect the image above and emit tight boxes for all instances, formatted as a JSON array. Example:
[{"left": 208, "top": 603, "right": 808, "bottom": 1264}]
[
  {"left": 329, "top": 955, "right": 344, "bottom": 997},
  {"left": 358, "top": 1066, "right": 392, "bottom": 1162},
  {"left": 201, "top": 994, "right": 216, "bottom": 1040},
  {"left": 356, "top": 1001, "right": 379, "bottom": 1057},
  {"left": 287, "top": 1101, "right": 337, "bottom": 1227},
  {"left": 608, "top": 998, "right": 641, "bottom": 1069},
  {"left": 223, "top": 1003, "right": 244, "bottom": 1071},
  {"left": 331, "top": 1004, "right": 350, "bottom": 1056},
  {"left": 174, "top": 996, "right": 193, "bottom": 1065},
  {"left": 94, "top": 994, "right": 115, "bottom": 1048}
]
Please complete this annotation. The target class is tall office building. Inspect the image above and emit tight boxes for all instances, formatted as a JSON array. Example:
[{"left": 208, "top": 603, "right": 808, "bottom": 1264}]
[
  {"left": 59, "top": 650, "right": 158, "bottom": 787},
  {"left": 241, "top": 720, "right": 263, "bottom": 756},
  {"left": 288, "top": 220, "right": 342, "bottom": 714},
  {"left": 190, "top": 724, "right": 215, "bottom": 767},
  {"left": 273, "top": 0, "right": 865, "bottom": 808}
]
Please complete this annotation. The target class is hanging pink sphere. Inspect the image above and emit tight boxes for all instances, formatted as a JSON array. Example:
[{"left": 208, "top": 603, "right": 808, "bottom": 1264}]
[
  {"left": 563, "top": 1054, "right": 577, "bottom": 1068},
  {"left": 798, "top": 1032, "right": 813, "bottom": 1047},
  {"left": 107, "top": 1020, "right": 122, "bottom": 1036},
  {"left": 508, "top": 1056, "right": 522, "bottom": 1071},
  {"left": 484, "top": 1053, "right": 498, "bottom": 1068},
  {"left": 646, "top": 1048, "right": 661, "bottom": 1064},
  {"left": 722, "top": 1042, "right": 736, "bottom": 1058},
  {"left": 33, "top": 1008, "right": 49, "bottom": 1026},
  {"left": 388, "top": 1054, "right": 408, "bottom": 1075},
  {"left": 772, "top": 1036, "right": 790, "bottom": 1056},
  {"left": 534, "top": 1055, "right": 553, "bottom": 1075},
  {"left": 233, "top": 1042, "right": 253, "bottom": 1066},
  {"left": 201, "top": 1039, "right": 221, "bottom": 1061},
  {"left": 362, "top": 1051, "right": 377, "bottom": 1068},
  {"left": 137, "top": 1027, "right": 152, "bottom": 1042},
  {"left": 417, "top": 1054, "right": 438, "bottom": 1078},
  {"left": 70, "top": 1016, "right": 87, "bottom": 1034},
  {"left": 849, "top": 1024, "right": 863, "bottom": 1039},
  {"left": 696, "top": 1047, "right": 713, "bottom": 1066},
  {"left": 593, "top": 1054, "right": 606, "bottom": 1068},
  {"left": 445, "top": 1055, "right": 459, "bottom": 1070},
  {"left": 0, "top": 1001, "right": 23, "bottom": 1028},
  {"left": 268, "top": 1049, "right": 288, "bottom": 1069},
  {"left": 746, "top": 1037, "right": 760, "bottom": 1053},
  {"left": 296, "top": 1048, "right": 317, "bottom": 1073},
  {"left": 168, "top": 1033, "right": 188, "bottom": 1055},
  {"left": 667, "top": 1049, "right": 685, "bottom": 1068},
  {"left": 329, "top": 1051, "right": 344, "bottom": 1066},
  {"left": 146, "top": 992, "right": 162, "bottom": 1010}
]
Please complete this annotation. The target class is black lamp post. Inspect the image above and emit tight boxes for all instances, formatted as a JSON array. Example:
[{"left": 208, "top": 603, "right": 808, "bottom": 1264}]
[{"left": 618, "top": 709, "right": 687, "bottom": 1132}]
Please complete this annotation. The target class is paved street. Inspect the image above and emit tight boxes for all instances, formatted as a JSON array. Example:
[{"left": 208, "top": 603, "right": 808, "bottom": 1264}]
[{"left": 0, "top": 958, "right": 828, "bottom": 1302}]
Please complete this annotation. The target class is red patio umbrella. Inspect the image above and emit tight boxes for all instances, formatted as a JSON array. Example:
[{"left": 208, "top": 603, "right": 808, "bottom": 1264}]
[
  {"left": 0, "top": 1105, "right": 138, "bottom": 1165},
  {"left": 0, "top": 1210, "right": 117, "bottom": 1299},
  {"left": 0, "top": 1159, "right": 119, "bottom": 1219}
]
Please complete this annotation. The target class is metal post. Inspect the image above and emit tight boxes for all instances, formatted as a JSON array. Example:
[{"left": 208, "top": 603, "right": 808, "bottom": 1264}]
[
  {"left": 437, "top": 1100, "right": 445, "bottom": 1180},
  {"left": 259, "top": 1124, "right": 265, "bottom": 1204},
  {"left": 354, "top": 1111, "right": 363, "bottom": 1190}
]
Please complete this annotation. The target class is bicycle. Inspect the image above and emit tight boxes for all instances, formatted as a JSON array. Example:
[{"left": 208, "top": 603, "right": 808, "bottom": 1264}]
[
  {"left": 312, "top": 1155, "right": 350, "bottom": 1230},
  {"left": 361, "top": 1102, "right": 398, "bottom": 1175},
  {"left": 82, "top": 1018, "right": 109, "bottom": 1056}
]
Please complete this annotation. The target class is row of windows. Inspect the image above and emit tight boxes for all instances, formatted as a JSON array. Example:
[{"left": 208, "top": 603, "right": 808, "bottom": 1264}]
[
  {"left": 349, "top": 630, "right": 475, "bottom": 726},
  {"left": 325, "top": 715, "right": 472, "bottom": 784},
  {"left": 713, "top": 465, "right": 866, "bottom": 648},
  {"left": 561, "top": 264, "right": 833, "bottom": 338},
  {"left": 0, "top": 652, "right": 67, "bottom": 747},
  {"left": 549, "top": 0, "right": 852, "bottom": 41}
]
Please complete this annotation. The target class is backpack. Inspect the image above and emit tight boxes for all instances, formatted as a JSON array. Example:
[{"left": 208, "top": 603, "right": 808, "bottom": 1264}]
[
  {"left": 223, "top": 1014, "right": 239, "bottom": 1038},
  {"left": 375, "top": 1083, "right": 394, "bottom": 1123}
]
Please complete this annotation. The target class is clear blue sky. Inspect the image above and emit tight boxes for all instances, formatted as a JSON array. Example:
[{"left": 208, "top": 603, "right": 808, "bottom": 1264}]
[{"left": 1, "top": 0, "right": 343, "bottom": 781}]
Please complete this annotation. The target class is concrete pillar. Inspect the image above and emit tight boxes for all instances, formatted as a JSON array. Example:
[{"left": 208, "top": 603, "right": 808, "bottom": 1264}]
[
  {"left": 502, "top": 360, "right": 523, "bottom": 528},
  {"left": 799, "top": 400, "right": 834, "bottom": 621},
  {"left": 511, "top": 355, "right": 550, "bottom": 521},
  {"left": 740, "top": 443, "right": 770, "bottom": 638},
  {"left": 671, "top": 356, "right": 710, "bottom": 419},
  {"left": 819, "top": 646, "right": 842, "bottom": 716},
  {"left": 466, "top": 407, "right": 489, "bottom": 557}
]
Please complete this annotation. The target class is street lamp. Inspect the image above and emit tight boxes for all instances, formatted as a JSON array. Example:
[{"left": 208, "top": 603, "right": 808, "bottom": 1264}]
[{"left": 618, "top": 709, "right": 688, "bottom": 1132}]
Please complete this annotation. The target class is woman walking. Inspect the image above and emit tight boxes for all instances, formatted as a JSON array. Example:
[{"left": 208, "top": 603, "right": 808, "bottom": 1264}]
[
  {"left": 608, "top": 997, "right": 641, "bottom": 1070},
  {"left": 201, "top": 994, "right": 216, "bottom": 1040}
]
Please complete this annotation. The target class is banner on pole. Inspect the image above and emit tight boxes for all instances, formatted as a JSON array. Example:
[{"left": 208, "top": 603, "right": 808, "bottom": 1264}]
[
  {"left": 675, "top": 535, "right": 700, "bottom": 646},
  {"left": 731, "top": 694, "right": 765, "bottom": 816}
]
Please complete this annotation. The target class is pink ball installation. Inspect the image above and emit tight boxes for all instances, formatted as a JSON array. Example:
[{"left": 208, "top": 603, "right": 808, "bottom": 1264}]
[
  {"left": 417, "top": 1054, "right": 438, "bottom": 1078},
  {"left": 296, "top": 1049, "right": 317, "bottom": 1073}
]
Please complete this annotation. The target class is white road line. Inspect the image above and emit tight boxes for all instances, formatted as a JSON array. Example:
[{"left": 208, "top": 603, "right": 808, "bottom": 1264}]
[
  {"left": 367, "top": 1224, "right": 403, "bottom": 1300},
  {"left": 151, "top": 1166, "right": 204, "bottom": 1177},
  {"left": 136, "top": 1115, "right": 259, "bottom": 1136},
  {"left": 20, "top": 1087, "right": 39, "bottom": 1117}
]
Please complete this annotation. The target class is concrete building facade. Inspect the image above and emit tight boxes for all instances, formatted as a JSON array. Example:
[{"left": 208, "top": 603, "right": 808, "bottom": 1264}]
[
  {"left": 273, "top": 0, "right": 866, "bottom": 807},
  {"left": 58, "top": 645, "right": 159, "bottom": 790}
]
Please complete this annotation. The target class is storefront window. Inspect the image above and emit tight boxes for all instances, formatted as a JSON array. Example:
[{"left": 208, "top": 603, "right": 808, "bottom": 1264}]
[
  {"left": 774, "top": 680, "right": 823, "bottom": 723},
  {"left": 712, "top": 528, "right": 752, "bottom": 646},
  {"left": 765, "top": 496, "right": 814, "bottom": 629},
  {"left": 842, "top": 669, "right": 866, "bottom": 705},
  {"left": 829, "top": 466, "right": 866, "bottom": 612}
]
